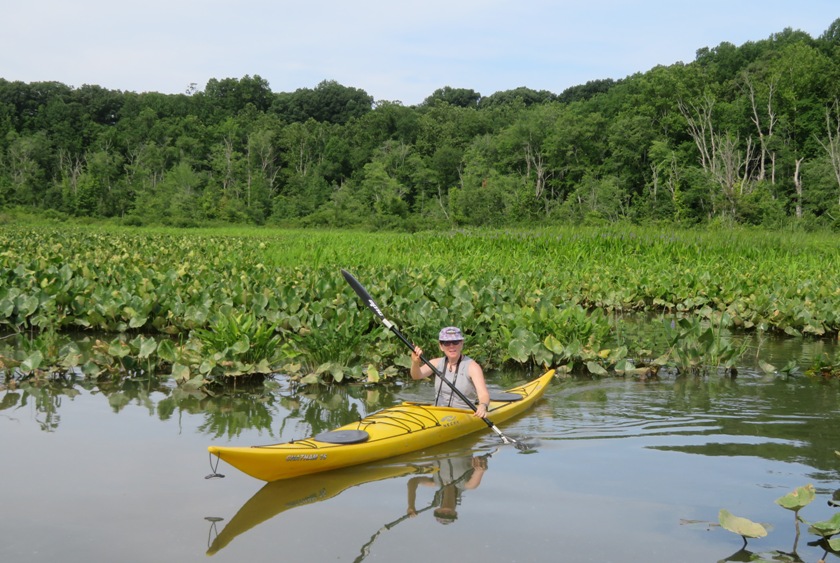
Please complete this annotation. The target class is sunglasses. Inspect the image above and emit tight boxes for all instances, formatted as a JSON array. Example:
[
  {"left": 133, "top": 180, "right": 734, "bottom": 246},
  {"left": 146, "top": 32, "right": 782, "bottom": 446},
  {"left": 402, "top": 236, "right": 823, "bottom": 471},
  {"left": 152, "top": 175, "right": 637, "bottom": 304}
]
[{"left": 439, "top": 340, "right": 463, "bottom": 346}]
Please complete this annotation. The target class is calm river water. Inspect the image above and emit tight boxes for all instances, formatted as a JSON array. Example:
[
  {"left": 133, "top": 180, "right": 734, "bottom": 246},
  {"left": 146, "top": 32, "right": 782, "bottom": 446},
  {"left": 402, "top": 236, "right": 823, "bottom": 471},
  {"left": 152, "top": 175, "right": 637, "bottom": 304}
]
[{"left": 2, "top": 337, "right": 839, "bottom": 563}]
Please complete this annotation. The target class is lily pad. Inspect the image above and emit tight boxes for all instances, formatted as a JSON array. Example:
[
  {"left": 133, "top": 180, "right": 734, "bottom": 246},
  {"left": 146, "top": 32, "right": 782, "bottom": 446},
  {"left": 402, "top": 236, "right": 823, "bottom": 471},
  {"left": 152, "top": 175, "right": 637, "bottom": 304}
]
[
  {"left": 808, "top": 512, "right": 840, "bottom": 538},
  {"left": 718, "top": 509, "right": 767, "bottom": 539},
  {"left": 774, "top": 484, "right": 815, "bottom": 512}
]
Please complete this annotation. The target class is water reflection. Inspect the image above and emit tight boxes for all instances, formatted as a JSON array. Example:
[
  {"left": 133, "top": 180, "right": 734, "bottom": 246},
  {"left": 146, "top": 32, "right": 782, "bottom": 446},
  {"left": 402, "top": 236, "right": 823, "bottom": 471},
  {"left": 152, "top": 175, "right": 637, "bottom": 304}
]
[
  {"left": 205, "top": 448, "right": 493, "bottom": 558},
  {"left": 0, "top": 376, "right": 79, "bottom": 432},
  {"left": 0, "top": 372, "right": 405, "bottom": 439},
  {"left": 405, "top": 453, "right": 489, "bottom": 525},
  {"left": 205, "top": 462, "right": 418, "bottom": 555},
  {"left": 546, "top": 374, "right": 840, "bottom": 483}
]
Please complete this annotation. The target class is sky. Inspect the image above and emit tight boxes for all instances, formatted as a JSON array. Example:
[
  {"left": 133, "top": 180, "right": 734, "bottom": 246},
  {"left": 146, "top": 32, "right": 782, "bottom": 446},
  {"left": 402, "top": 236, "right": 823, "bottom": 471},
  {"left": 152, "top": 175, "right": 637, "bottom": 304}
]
[{"left": 2, "top": 0, "right": 838, "bottom": 105}]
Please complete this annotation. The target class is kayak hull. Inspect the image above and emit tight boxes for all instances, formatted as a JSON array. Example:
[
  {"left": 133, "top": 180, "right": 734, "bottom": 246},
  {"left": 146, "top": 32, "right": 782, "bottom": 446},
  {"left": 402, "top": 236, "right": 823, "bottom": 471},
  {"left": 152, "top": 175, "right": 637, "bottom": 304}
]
[{"left": 208, "top": 369, "right": 554, "bottom": 482}]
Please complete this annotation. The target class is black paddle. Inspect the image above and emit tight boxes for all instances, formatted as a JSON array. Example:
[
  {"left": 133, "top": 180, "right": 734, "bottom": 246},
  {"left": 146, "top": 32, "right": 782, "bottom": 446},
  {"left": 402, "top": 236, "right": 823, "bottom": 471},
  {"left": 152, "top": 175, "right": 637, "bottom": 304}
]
[{"left": 341, "top": 269, "right": 525, "bottom": 450}]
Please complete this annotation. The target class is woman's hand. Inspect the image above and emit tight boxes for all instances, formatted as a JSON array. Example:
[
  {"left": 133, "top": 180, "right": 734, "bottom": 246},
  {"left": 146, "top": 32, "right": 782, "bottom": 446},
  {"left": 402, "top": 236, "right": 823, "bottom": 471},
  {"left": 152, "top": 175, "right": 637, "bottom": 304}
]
[
  {"left": 411, "top": 345, "right": 423, "bottom": 365},
  {"left": 474, "top": 402, "right": 488, "bottom": 418}
]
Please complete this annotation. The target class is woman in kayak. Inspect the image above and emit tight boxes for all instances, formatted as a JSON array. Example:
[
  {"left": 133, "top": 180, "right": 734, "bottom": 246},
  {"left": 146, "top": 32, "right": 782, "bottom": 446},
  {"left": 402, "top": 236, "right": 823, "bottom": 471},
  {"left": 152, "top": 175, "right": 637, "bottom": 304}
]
[{"left": 410, "top": 326, "right": 491, "bottom": 418}]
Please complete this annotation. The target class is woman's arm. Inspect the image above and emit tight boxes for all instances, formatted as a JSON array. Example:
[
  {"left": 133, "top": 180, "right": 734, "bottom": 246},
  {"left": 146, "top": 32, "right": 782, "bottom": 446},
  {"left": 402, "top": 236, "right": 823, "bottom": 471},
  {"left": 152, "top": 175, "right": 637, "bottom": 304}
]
[
  {"left": 410, "top": 346, "right": 436, "bottom": 380},
  {"left": 469, "top": 362, "right": 491, "bottom": 418}
]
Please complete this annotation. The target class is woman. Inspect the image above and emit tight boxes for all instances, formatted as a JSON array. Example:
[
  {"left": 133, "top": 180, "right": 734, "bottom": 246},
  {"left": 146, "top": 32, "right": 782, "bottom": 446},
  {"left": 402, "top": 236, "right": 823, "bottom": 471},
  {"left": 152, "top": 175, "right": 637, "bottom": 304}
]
[{"left": 410, "top": 326, "right": 491, "bottom": 419}]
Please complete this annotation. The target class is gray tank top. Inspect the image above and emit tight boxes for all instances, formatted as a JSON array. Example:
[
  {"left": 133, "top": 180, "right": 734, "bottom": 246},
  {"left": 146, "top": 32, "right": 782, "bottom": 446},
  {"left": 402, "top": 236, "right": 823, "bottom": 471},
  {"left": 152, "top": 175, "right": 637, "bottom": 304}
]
[{"left": 435, "top": 355, "right": 476, "bottom": 409}]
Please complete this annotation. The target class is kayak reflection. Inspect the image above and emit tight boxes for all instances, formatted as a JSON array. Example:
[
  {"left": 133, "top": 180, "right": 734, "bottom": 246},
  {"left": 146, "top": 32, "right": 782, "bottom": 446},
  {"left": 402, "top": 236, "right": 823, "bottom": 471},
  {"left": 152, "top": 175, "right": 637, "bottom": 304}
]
[
  {"left": 205, "top": 462, "right": 418, "bottom": 555},
  {"left": 205, "top": 449, "right": 493, "bottom": 556}
]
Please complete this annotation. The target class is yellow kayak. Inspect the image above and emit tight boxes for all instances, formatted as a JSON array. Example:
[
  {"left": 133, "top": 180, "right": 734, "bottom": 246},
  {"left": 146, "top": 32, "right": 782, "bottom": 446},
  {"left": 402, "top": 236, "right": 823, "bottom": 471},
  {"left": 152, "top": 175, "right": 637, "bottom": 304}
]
[{"left": 208, "top": 369, "right": 554, "bottom": 482}]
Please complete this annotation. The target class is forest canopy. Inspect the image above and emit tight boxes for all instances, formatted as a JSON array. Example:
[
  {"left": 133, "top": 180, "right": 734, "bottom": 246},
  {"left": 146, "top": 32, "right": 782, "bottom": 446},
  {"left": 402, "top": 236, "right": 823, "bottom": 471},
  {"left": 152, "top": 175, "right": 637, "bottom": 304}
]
[{"left": 2, "top": 20, "right": 840, "bottom": 231}]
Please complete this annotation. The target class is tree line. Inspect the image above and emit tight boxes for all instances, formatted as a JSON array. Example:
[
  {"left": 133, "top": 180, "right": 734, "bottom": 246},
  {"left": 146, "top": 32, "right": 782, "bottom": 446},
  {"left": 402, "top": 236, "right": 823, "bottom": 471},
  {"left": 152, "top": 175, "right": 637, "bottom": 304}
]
[{"left": 2, "top": 19, "right": 840, "bottom": 230}]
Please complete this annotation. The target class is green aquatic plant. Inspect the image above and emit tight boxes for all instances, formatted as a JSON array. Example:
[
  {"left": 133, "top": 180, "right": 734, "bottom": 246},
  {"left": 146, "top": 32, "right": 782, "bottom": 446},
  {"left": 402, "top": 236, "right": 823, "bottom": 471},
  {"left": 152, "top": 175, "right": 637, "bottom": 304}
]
[
  {"left": 1, "top": 225, "right": 839, "bottom": 386},
  {"left": 775, "top": 484, "right": 816, "bottom": 515},
  {"left": 807, "top": 513, "right": 840, "bottom": 539},
  {"left": 718, "top": 509, "right": 768, "bottom": 546},
  {"left": 192, "top": 311, "right": 287, "bottom": 365},
  {"left": 805, "top": 350, "right": 840, "bottom": 380},
  {"left": 714, "top": 482, "right": 840, "bottom": 559},
  {"left": 664, "top": 313, "right": 749, "bottom": 376}
]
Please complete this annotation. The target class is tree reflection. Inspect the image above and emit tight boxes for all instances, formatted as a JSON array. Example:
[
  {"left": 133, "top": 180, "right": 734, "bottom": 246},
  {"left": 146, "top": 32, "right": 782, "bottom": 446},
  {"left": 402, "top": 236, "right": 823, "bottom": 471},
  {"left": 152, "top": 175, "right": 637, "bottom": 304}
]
[
  {"left": 0, "top": 375, "right": 80, "bottom": 432},
  {"left": 0, "top": 373, "right": 404, "bottom": 440}
]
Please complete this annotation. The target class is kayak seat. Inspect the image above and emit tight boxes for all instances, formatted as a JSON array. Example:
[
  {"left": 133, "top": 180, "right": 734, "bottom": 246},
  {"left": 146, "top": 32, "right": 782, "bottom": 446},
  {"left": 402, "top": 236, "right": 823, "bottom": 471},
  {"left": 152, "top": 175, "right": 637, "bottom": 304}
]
[
  {"left": 314, "top": 429, "right": 370, "bottom": 444},
  {"left": 486, "top": 392, "right": 523, "bottom": 402}
]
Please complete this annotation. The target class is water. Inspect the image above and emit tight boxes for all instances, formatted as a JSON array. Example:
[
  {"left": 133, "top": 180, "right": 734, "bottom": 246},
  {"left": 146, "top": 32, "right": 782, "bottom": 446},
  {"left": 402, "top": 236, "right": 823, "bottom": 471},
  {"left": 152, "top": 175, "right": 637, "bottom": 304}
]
[{"left": 2, "top": 340, "right": 840, "bottom": 563}]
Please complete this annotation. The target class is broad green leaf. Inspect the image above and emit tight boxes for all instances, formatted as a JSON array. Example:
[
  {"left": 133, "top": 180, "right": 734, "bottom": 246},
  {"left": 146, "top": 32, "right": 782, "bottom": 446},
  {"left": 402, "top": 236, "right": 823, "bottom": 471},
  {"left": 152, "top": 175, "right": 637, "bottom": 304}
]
[
  {"left": 828, "top": 537, "right": 840, "bottom": 551},
  {"left": 758, "top": 360, "right": 776, "bottom": 374},
  {"left": 0, "top": 298, "right": 13, "bottom": 317},
  {"left": 231, "top": 337, "right": 250, "bottom": 355},
  {"left": 171, "top": 363, "right": 190, "bottom": 382},
  {"left": 138, "top": 337, "right": 157, "bottom": 359},
  {"left": 21, "top": 295, "right": 39, "bottom": 316},
  {"left": 651, "top": 353, "right": 669, "bottom": 366},
  {"left": 808, "top": 512, "right": 840, "bottom": 538},
  {"left": 532, "top": 345, "right": 553, "bottom": 368},
  {"left": 543, "top": 334, "right": 564, "bottom": 355},
  {"left": 508, "top": 339, "right": 530, "bottom": 363},
  {"left": 613, "top": 358, "right": 635, "bottom": 374},
  {"left": 774, "top": 484, "right": 815, "bottom": 512},
  {"left": 21, "top": 351, "right": 43, "bottom": 372},
  {"left": 331, "top": 364, "right": 345, "bottom": 383},
  {"left": 586, "top": 361, "right": 607, "bottom": 376},
  {"left": 718, "top": 509, "right": 767, "bottom": 539},
  {"left": 108, "top": 339, "right": 131, "bottom": 358},
  {"left": 366, "top": 364, "right": 380, "bottom": 383},
  {"left": 300, "top": 372, "right": 321, "bottom": 385},
  {"left": 157, "top": 339, "right": 177, "bottom": 363}
]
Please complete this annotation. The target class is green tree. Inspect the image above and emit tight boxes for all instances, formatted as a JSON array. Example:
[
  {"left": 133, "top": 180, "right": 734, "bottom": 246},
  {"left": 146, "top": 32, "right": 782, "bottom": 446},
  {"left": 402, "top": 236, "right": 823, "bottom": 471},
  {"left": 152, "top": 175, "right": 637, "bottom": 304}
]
[
  {"left": 422, "top": 86, "right": 481, "bottom": 108},
  {"left": 273, "top": 80, "right": 373, "bottom": 124}
]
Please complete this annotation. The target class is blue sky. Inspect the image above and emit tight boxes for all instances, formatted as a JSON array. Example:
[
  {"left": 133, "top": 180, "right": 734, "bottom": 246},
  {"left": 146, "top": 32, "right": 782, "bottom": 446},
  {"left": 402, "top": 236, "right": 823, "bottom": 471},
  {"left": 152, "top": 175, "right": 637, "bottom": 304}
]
[{"left": 2, "top": 1, "right": 837, "bottom": 105}]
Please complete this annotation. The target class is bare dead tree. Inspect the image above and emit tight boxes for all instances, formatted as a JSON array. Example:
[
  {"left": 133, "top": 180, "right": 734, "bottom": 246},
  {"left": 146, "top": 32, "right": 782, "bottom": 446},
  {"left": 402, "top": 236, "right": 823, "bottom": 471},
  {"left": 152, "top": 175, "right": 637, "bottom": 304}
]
[
  {"left": 678, "top": 93, "right": 716, "bottom": 173},
  {"left": 743, "top": 73, "right": 778, "bottom": 183},
  {"left": 816, "top": 99, "right": 840, "bottom": 207},
  {"left": 794, "top": 157, "right": 805, "bottom": 218},
  {"left": 523, "top": 141, "right": 553, "bottom": 201},
  {"left": 680, "top": 95, "right": 757, "bottom": 217},
  {"left": 58, "top": 149, "right": 84, "bottom": 196},
  {"left": 649, "top": 152, "right": 681, "bottom": 206},
  {"left": 222, "top": 135, "right": 235, "bottom": 198}
]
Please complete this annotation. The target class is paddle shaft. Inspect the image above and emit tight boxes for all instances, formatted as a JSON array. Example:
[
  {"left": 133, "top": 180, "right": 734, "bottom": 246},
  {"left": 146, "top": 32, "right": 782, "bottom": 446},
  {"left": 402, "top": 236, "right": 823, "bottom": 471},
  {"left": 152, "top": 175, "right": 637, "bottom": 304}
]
[{"left": 341, "top": 269, "right": 515, "bottom": 445}]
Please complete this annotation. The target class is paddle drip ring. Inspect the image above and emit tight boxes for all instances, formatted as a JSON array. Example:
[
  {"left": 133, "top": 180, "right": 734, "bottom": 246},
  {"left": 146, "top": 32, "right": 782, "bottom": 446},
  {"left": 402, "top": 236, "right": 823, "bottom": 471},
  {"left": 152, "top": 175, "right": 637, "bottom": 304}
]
[{"left": 205, "top": 452, "right": 225, "bottom": 479}]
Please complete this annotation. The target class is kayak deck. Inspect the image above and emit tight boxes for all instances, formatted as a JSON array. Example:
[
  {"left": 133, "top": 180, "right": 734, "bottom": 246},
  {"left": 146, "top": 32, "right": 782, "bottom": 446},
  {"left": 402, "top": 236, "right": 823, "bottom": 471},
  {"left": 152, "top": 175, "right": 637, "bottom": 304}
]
[{"left": 208, "top": 369, "right": 554, "bottom": 481}]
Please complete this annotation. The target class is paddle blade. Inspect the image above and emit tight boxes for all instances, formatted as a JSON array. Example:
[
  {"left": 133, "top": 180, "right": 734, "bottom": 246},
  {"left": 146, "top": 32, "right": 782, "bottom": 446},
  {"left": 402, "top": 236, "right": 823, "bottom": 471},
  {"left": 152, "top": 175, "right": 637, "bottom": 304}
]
[{"left": 342, "top": 269, "right": 389, "bottom": 324}]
